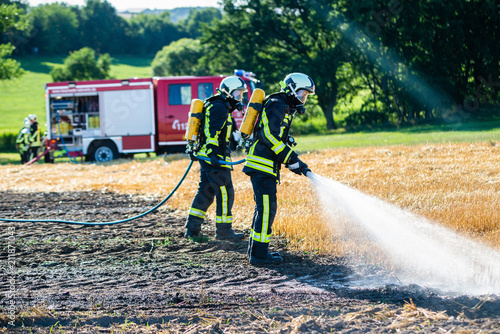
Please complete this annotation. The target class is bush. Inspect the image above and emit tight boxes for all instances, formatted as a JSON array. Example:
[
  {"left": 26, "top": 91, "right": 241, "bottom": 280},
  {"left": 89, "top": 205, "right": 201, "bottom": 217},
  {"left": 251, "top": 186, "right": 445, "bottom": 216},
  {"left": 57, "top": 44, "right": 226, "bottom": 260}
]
[
  {"left": 0, "top": 131, "right": 18, "bottom": 152},
  {"left": 151, "top": 38, "right": 209, "bottom": 76},
  {"left": 291, "top": 117, "right": 326, "bottom": 135},
  {"left": 344, "top": 110, "right": 388, "bottom": 128},
  {"left": 50, "top": 47, "right": 112, "bottom": 82}
]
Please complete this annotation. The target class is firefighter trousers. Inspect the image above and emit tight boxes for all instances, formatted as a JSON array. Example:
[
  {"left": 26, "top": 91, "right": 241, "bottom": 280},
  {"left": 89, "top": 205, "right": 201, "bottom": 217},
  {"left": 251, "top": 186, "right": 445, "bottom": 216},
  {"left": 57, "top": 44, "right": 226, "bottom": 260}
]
[
  {"left": 30, "top": 146, "right": 40, "bottom": 160},
  {"left": 247, "top": 173, "right": 278, "bottom": 259},
  {"left": 19, "top": 149, "right": 30, "bottom": 164},
  {"left": 185, "top": 163, "right": 234, "bottom": 233}
]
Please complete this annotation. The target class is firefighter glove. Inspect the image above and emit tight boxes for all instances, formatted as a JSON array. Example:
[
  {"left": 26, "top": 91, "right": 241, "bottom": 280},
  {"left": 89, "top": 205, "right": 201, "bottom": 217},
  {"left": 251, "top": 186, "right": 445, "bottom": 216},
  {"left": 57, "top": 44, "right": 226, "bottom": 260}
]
[
  {"left": 287, "top": 156, "right": 309, "bottom": 176},
  {"left": 208, "top": 151, "right": 221, "bottom": 168},
  {"left": 189, "top": 152, "right": 198, "bottom": 161}
]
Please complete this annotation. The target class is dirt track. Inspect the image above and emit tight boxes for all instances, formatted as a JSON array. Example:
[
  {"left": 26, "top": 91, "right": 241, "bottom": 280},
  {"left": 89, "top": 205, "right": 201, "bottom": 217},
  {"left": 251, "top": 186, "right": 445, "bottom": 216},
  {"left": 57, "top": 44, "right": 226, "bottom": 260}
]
[{"left": 1, "top": 191, "right": 499, "bottom": 333}]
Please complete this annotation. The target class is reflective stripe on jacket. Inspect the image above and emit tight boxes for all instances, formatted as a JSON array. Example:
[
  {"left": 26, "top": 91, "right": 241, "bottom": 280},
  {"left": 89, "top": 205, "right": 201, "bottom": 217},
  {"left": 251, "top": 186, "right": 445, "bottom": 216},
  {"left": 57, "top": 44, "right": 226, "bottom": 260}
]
[
  {"left": 197, "top": 95, "right": 234, "bottom": 170},
  {"left": 30, "top": 123, "right": 41, "bottom": 147},
  {"left": 242, "top": 92, "right": 296, "bottom": 180},
  {"left": 16, "top": 128, "right": 31, "bottom": 152}
]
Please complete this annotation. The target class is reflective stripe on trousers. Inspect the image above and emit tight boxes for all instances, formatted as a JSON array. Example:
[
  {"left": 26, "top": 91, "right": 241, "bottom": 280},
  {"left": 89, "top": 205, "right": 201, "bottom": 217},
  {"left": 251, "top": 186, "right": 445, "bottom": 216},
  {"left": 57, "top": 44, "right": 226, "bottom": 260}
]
[
  {"left": 185, "top": 164, "right": 234, "bottom": 231},
  {"left": 215, "top": 185, "right": 233, "bottom": 224},
  {"left": 249, "top": 173, "right": 277, "bottom": 244}
]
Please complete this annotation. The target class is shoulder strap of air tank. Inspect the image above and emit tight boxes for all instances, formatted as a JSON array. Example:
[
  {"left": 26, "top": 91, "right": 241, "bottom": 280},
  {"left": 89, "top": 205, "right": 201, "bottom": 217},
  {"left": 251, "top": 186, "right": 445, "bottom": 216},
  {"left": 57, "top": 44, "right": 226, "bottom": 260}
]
[
  {"left": 254, "top": 93, "right": 279, "bottom": 133},
  {"left": 266, "top": 92, "right": 290, "bottom": 114},
  {"left": 205, "top": 94, "right": 230, "bottom": 110}
]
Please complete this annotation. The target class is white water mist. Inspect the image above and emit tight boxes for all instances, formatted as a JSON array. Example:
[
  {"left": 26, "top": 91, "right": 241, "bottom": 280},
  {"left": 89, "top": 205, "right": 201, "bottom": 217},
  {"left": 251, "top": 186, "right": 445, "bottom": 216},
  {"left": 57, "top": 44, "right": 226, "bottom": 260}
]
[{"left": 308, "top": 172, "right": 500, "bottom": 295}]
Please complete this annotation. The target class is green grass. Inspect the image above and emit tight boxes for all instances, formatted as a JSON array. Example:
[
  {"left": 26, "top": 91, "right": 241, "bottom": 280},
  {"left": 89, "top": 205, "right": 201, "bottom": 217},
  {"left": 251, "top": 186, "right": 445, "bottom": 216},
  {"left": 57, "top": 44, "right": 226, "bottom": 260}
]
[
  {"left": 0, "top": 56, "right": 55, "bottom": 133},
  {"left": 109, "top": 55, "right": 154, "bottom": 79},
  {"left": 0, "top": 152, "right": 21, "bottom": 164},
  {"left": 0, "top": 55, "right": 154, "bottom": 133}
]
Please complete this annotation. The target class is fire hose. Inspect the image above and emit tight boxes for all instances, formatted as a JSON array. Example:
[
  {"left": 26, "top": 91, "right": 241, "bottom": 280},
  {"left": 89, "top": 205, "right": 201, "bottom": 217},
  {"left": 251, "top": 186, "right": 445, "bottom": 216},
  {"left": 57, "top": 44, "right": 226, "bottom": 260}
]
[
  {"left": 24, "top": 148, "right": 50, "bottom": 166},
  {"left": 0, "top": 156, "right": 246, "bottom": 225}
]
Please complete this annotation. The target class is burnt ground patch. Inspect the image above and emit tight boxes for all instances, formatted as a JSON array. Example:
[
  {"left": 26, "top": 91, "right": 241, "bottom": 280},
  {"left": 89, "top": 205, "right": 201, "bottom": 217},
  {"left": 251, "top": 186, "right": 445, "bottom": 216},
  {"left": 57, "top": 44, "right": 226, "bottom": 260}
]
[{"left": 1, "top": 191, "right": 499, "bottom": 333}]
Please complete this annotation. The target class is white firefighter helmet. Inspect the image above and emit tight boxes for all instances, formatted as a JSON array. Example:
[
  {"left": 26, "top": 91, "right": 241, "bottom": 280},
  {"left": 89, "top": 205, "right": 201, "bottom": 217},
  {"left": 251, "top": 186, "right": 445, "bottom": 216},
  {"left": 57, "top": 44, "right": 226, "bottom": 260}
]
[
  {"left": 24, "top": 117, "right": 31, "bottom": 128},
  {"left": 219, "top": 76, "right": 247, "bottom": 101},
  {"left": 28, "top": 114, "right": 37, "bottom": 122},
  {"left": 282, "top": 73, "right": 315, "bottom": 104}
]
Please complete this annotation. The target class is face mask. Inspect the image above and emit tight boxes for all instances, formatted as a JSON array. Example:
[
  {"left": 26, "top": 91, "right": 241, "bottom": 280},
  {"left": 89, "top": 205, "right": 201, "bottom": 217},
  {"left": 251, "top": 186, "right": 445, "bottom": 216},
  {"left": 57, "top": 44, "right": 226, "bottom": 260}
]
[
  {"left": 235, "top": 102, "right": 244, "bottom": 111},
  {"left": 227, "top": 98, "right": 244, "bottom": 112},
  {"left": 294, "top": 104, "right": 306, "bottom": 115}
]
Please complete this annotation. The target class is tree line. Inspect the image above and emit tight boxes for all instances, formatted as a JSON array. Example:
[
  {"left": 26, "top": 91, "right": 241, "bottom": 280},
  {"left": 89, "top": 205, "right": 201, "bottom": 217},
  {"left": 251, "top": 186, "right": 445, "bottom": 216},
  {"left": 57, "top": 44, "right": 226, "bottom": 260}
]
[
  {"left": 2, "top": 0, "right": 499, "bottom": 129},
  {"left": 197, "top": 0, "right": 500, "bottom": 129},
  {"left": 151, "top": 0, "right": 500, "bottom": 129},
  {"left": 1, "top": 0, "right": 220, "bottom": 56}
]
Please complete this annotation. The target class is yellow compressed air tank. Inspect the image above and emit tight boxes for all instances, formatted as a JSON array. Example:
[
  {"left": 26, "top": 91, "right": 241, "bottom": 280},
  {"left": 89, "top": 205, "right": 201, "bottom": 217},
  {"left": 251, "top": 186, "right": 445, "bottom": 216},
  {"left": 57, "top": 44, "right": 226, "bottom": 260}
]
[
  {"left": 184, "top": 99, "right": 204, "bottom": 143},
  {"left": 240, "top": 88, "right": 265, "bottom": 138}
]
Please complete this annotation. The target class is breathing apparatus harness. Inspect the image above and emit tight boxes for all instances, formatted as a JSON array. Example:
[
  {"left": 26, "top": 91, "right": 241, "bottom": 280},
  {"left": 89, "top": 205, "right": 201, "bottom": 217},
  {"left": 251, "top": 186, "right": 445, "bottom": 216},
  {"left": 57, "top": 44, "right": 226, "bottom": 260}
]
[
  {"left": 237, "top": 88, "right": 300, "bottom": 153},
  {"left": 185, "top": 94, "right": 234, "bottom": 155}
]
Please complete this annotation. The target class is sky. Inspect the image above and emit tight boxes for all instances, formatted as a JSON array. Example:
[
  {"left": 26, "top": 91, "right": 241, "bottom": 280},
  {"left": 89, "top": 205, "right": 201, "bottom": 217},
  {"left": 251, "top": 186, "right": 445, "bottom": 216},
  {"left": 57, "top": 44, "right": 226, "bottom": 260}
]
[{"left": 25, "top": 0, "right": 222, "bottom": 11}]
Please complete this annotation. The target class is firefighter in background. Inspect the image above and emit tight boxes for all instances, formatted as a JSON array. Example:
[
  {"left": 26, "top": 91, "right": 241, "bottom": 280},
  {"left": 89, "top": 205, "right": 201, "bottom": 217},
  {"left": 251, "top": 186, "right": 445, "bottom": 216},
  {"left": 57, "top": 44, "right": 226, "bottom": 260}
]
[
  {"left": 16, "top": 118, "right": 32, "bottom": 164},
  {"left": 185, "top": 76, "right": 247, "bottom": 240},
  {"left": 28, "top": 114, "right": 41, "bottom": 160},
  {"left": 242, "top": 73, "right": 315, "bottom": 265}
]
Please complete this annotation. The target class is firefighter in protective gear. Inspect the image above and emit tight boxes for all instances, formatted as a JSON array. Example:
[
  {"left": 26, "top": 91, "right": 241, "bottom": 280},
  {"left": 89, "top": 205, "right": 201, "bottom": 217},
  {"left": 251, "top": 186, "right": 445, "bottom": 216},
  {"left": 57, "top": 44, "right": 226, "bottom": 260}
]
[
  {"left": 242, "top": 73, "right": 315, "bottom": 265},
  {"left": 28, "top": 114, "right": 41, "bottom": 160},
  {"left": 16, "top": 118, "right": 32, "bottom": 164},
  {"left": 185, "top": 76, "right": 247, "bottom": 240}
]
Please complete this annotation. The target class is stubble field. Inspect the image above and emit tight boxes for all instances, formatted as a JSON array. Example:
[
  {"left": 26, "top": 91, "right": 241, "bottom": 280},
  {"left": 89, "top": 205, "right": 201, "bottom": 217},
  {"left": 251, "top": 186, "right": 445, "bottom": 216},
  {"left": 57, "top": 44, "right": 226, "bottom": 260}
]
[{"left": 0, "top": 142, "right": 499, "bottom": 333}]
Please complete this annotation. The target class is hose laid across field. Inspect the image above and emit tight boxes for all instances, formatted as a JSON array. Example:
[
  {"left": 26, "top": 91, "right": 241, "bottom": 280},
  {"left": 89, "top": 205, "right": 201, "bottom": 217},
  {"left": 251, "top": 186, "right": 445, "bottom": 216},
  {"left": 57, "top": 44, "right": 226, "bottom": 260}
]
[{"left": 0, "top": 157, "right": 246, "bottom": 225}]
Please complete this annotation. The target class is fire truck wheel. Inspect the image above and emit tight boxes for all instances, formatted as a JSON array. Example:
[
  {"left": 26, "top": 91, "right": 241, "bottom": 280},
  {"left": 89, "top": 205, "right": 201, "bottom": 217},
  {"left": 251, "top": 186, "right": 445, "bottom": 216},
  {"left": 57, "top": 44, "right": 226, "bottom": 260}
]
[{"left": 88, "top": 142, "right": 118, "bottom": 162}]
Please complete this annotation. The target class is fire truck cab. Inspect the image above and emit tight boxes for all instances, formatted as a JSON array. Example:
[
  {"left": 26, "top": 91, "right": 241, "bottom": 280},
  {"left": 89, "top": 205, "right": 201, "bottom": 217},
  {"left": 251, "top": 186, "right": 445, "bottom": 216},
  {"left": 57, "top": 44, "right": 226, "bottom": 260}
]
[{"left": 44, "top": 71, "right": 258, "bottom": 162}]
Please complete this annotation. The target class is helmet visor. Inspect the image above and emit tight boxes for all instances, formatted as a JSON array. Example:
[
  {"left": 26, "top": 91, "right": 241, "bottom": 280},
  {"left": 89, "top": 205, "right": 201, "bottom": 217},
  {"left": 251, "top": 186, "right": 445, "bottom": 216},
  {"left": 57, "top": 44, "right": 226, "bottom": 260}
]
[
  {"left": 296, "top": 90, "right": 310, "bottom": 104},
  {"left": 231, "top": 89, "right": 246, "bottom": 102}
]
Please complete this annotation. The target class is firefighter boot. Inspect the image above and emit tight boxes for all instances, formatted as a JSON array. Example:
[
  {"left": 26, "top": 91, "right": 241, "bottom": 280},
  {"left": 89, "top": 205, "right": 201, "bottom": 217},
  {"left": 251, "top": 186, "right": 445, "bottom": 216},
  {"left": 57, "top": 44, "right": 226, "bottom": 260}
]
[
  {"left": 249, "top": 252, "right": 283, "bottom": 265},
  {"left": 215, "top": 223, "right": 244, "bottom": 241},
  {"left": 184, "top": 230, "right": 205, "bottom": 239},
  {"left": 249, "top": 241, "right": 283, "bottom": 265},
  {"left": 185, "top": 216, "right": 204, "bottom": 239}
]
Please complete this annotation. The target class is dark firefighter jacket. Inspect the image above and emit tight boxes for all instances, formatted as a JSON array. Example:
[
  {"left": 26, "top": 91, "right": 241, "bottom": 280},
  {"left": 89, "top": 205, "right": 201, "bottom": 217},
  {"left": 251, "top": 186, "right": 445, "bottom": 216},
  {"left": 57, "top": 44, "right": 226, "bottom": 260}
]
[
  {"left": 196, "top": 95, "right": 234, "bottom": 170},
  {"left": 30, "top": 122, "right": 41, "bottom": 147},
  {"left": 242, "top": 92, "right": 297, "bottom": 180}
]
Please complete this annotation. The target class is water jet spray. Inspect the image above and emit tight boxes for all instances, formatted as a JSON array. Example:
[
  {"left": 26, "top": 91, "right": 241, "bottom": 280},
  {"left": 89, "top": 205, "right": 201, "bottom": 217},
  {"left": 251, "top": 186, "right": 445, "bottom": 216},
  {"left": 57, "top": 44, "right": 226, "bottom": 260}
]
[{"left": 306, "top": 172, "right": 500, "bottom": 296}]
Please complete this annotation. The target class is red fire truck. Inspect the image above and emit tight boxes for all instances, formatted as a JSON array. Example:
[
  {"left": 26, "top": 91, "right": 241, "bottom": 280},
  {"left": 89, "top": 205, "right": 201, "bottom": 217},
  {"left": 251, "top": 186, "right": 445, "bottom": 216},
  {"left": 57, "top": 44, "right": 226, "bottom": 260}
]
[{"left": 44, "top": 70, "right": 259, "bottom": 162}]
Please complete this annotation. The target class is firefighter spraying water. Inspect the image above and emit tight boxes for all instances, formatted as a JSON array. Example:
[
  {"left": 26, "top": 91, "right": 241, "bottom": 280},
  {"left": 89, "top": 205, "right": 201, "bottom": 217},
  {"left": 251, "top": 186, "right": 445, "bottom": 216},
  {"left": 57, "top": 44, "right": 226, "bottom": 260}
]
[
  {"left": 242, "top": 73, "right": 315, "bottom": 265},
  {"left": 6, "top": 71, "right": 343, "bottom": 272}
]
